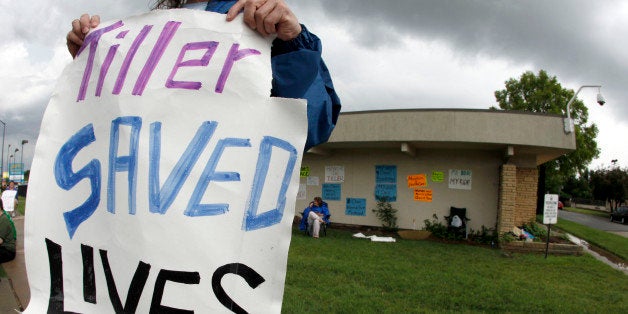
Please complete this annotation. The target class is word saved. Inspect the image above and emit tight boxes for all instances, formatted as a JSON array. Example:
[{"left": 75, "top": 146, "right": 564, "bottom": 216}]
[
  {"left": 45, "top": 238, "right": 264, "bottom": 313},
  {"left": 76, "top": 20, "right": 261, "bottom": 101},
  {"left": 55, "top": 117, "right": 298, "bottom": 238}
]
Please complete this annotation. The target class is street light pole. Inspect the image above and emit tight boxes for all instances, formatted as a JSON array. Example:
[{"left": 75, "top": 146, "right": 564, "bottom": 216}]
[
  {"left": 12, "top": 149, "right": 18, "bottom": 179},
  {"left": 564, "top": 85, "right": 604, "bottom": 133},
  {"left": 20, "top": 139, "right": 28, "bottom": 183},
  {"left": 0, "top": 119, "right": 5, "bottom": 182},
  {"left": 7, "top": 144, "right": 11, "bottom": 181}
]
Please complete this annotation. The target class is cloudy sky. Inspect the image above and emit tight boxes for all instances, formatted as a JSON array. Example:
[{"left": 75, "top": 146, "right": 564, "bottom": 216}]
[{"left": 1, "top": 0, "right": 626, "bottom": 174}]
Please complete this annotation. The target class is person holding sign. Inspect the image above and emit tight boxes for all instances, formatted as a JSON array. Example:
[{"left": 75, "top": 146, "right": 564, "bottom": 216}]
[
  {"left": 66, "top": 0, "right": 341, "bottom": 151},
  {"left": 0, "top": 199, "right": 17, "bottom": 264},
  {"left": 300, "top": 197, "right": 330, "bottom": 238},
  {"left": 0, "top": 181, "right": 18, "bottom": 218}
]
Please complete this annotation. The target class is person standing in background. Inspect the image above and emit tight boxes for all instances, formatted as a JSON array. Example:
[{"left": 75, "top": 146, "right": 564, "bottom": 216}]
[
  {"left": 0, "top": 199, "right": 16, "bottom": 264},
  {"left": 1, "top": 181, "right": 18, "bottom": 218}
]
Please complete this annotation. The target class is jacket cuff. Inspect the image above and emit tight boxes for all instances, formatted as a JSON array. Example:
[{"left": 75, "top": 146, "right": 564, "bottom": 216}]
[{"left": 271, "top": 24, "right": 318, "bottom": 56}]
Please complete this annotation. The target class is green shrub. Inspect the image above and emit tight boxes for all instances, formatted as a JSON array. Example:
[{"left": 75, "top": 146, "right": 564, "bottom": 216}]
[
  {"left": 522, "top": 220, "right": 547, "bottom": 241},
  {"left": 500, "top": 232, "right": 517, "bottom": 243},
  {"left": 423, "top": 214, "right": 448, "bottom": 238},
  {"left": 469, "top": 226, "right": 498, "bottom": 245},
  {"left": 371, "top": 197, "right": 398, "bottom": 231}
]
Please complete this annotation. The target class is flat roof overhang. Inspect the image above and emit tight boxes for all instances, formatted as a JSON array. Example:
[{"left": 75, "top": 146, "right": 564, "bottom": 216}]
[{"left": 310, "top": 109, "right": 576, "bottom": 165}]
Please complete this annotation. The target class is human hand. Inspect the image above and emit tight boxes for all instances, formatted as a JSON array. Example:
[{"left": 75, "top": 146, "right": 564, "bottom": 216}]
[
  {"left": 227, "top": 0, "right": 302, "bottom": 41},
  {"left": 67, "top": 14, "right": 101, "bottom": 58}
]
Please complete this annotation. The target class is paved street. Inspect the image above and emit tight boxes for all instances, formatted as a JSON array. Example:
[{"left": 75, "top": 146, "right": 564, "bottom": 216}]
[{"left": 559, "top": 209, "right": 628, "bottom": 238}]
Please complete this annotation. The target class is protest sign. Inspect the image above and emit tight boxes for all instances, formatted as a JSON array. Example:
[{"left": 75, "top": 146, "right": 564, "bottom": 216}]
[
  {"left": 1, "top": 189, "right": 17, "bottom": 212},
  {"left": 448, "top": 169, "right": 472, "bottom": 190},
  {"left": 413, "top": 188, "right": 432, "bottom": 202},
  {"left": 407, "top": 174, "right": 427, "bottom": 188},
  {"left": 25, "top": 10, "right": 306, "bottom": 313}
]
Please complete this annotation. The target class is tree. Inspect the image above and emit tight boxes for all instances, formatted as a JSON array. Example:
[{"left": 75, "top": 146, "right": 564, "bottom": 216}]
[
  {"left": 562, "top": 170, "right": 593, "bottom": 200},
  {"left": 493, "top": 70, "right": 600, "bottom": 211},
  {"left": 590, "top": 166, "right": 628, "bottom": 211}
]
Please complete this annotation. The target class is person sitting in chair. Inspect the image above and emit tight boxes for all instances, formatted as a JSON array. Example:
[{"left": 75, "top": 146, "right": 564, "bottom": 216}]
[{"left": 300, "top": 197, "right": 330, "bottom": 238}]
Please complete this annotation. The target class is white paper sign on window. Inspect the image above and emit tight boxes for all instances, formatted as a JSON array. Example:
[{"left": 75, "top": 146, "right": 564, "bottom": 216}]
[{"left": 25, "top": 10, "right": 306, "bottom": 313}]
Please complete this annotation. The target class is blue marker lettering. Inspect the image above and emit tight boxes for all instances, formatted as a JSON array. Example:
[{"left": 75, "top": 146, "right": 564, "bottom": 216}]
[
  {"left": 149, "top": 121, "right": 217, "bottom": 214},
  {"left": 243, "top": 136, "right": 297, "bottom": 231},
  {"left": 185, "top": 138, "right": 251, "bottom": 217},
  {"left": 108, "top": 117, "right": 142, "bottom": 214},
  {"left": 54, "top": 124, "right": 102, "bottom": 238}
]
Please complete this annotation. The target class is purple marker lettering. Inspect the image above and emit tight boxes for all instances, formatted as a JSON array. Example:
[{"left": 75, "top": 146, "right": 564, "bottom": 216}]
[
  {"left": 116, "top": 30, "right": 129, "bottom": 39},
  {"left": 132, "top": 21, "right": 181, "bottom": 96},
  {"left": 112, "top": 25, "right": 153, "bottom": 95},
  {"left": 166, "top": 41, "right": 219, "bottom": 90},
  {"left": 95, "top": 44, "right": 119, "bottom": 97},
  {"left": 215, "top": 43, "right": 260, "bottom": 93},
  {"left": 76, "top": 21, "right": 124, "bottom": 102}
]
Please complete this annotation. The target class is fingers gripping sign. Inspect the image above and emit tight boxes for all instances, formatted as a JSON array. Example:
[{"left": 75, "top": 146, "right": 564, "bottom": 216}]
[
  {"left": 67, "top": 14, "right": 101, "bottom": 58},
  {"left": 227, "top": 0, "right": 302, "bottom": 41}
]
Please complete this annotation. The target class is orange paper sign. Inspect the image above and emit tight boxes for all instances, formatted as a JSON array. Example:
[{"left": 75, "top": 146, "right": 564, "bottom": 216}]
[
  {"left": 414, "top": 189, "right": 433, "bottom": 202},
  {"left": 407, "top": 174, "right": 427, "bottom": 188}
]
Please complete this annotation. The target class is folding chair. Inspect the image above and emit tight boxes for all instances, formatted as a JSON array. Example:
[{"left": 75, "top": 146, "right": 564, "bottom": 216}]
[{"left": 444, "top": 206, "right": 469, "bottom": 239}]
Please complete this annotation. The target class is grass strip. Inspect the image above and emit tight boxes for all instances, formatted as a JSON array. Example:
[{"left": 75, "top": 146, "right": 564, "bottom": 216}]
[{"left": 554, "top": 218, "right": 628, "bottom": 261}]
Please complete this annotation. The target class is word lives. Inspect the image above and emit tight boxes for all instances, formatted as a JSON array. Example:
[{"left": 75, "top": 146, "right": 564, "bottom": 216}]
[{"left": 45, "top": 239, "right": 264, "bottom": 313}]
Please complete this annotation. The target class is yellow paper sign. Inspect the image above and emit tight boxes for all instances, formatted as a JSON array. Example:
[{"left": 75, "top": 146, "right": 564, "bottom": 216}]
[
  {"left": 300, "top": 166, "right": 310, "bottom": 177},
  {"left": 432, "top": 171, "right": 444, "bottom": 182}
]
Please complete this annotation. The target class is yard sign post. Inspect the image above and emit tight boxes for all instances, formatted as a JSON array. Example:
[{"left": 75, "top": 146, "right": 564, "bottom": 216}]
[{"left": 543, "top": 194, "right": 559, "bottom": 258}]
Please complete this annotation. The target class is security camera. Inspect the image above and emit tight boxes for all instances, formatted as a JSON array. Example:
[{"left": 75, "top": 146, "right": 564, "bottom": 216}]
[{"left": 597, "top": 93, "right": 606, "bottom": 106}]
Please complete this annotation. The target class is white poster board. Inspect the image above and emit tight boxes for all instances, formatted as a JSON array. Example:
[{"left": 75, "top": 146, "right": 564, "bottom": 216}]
[
  {"left": 543, "top": 194, "right": 559, "bottom": 225},
  {"left": 25, "top": 10, "right": 306, "bottom": 313},
  {"left": 448, "top": 169, "right": 472, "bottom": 190},
  {"left": 306, "top": 176, "right": 319, "bottom": 186},
  {"left": 1, "top": 189, "right": 17, "bottom": 212},
  {"left": 325, "top": 166, "right": 345, "bottom": 183}
]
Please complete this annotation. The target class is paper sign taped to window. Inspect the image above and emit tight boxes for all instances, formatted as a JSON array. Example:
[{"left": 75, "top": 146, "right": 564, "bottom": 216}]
[{"left": 25, "top": 10, "right": 306, "bottom": 313}]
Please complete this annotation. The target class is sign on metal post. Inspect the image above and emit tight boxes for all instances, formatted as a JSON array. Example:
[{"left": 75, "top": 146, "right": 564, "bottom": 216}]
[
  {"left": 543, "top": 194, "right": 559, "bottom": 224},
  {"left": 543, "top": 194, "right": 559, "bottom": 258}
]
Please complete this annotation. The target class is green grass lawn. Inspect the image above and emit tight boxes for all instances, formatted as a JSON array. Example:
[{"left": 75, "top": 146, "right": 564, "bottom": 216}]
[
  {"left": 555, "top": 218, "right": 628, "bottom": 261},
  {"left": 283, "top": 228, "right": 628, "bottom": 313},
  {"left": 17, "top": 196, "right": 25, "bottom": 216}
]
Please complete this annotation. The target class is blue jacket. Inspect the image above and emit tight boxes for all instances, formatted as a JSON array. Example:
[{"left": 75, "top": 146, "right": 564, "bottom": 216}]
[
  {"left": 203, "top": 1, "right": 341, "bottom": 150},
  {"left": 299, "top": 201, "right": 330, "bottom": 231}
]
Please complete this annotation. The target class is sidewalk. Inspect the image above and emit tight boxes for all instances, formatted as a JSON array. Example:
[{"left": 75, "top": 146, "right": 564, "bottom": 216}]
[{"left": 0, "top": 216, "right": 28, "bottom": 313}]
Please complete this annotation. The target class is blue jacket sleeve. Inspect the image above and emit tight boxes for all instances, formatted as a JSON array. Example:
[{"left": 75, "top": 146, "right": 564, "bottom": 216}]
[
  {"left": 271, "top": 25, "right": 341, "bottom": 151},
  {"left": 299, "top": 207, "right": 311, "bottom": 231},
  {"left": 321, "top": 203, "right": 330, "bottom": 223}
]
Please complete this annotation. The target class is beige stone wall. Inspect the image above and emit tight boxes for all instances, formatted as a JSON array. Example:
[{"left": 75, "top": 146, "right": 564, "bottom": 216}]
[
  {"left": 515, "top": 168, "right": 539, "bottom": 226},
  {"left": 497, "top": 164, "right": 516, "bottom": 234},
  {"left": 299, "top": 148, "right": 502, "bottom": 231}
]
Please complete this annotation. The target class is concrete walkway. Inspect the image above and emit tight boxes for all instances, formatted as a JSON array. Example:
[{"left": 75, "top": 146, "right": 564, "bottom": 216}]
[{"left": 0, "top": 216, "right": 28, "bottom": 313}]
